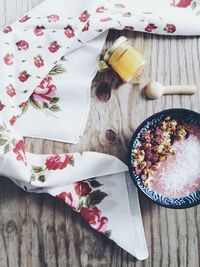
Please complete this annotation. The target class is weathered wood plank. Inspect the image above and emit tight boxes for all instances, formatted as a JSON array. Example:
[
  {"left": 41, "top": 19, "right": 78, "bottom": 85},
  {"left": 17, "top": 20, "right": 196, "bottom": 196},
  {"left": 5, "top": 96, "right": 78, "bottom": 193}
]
[{"left": 0, "top": 0, "right": 200, "bottom": 266}]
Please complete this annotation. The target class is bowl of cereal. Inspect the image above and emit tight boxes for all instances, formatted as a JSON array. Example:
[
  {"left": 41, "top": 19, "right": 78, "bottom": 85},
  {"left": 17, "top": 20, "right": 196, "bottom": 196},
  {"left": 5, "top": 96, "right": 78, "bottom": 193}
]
[{"left": 128, "top": 108, "right": 200, "bottom": 208}]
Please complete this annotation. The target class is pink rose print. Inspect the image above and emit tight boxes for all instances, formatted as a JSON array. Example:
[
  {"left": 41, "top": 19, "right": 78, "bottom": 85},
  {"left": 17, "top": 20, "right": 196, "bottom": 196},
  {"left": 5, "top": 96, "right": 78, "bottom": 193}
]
[
  {"left": 18, "top": 71, "right": 30, "bottom": 82},
  {"left": 0, "top": 102, "right": 5, "bottom": 111},
  {"left": 3, "top": 26, "right": 12, "bottom": 33},
  {"left": 80, "top": 207, "right": 108, "bottom": 232},
  {"left": 32, "top": 77, "right": 57, "bottom": 102},
  {"left": 13, "top": 140, "right": 27, "bottom": 164},
  {"left": 82, "top": 21, "right": 90, "bottom": 32},
  {"left": 10, "top": 115, "right": 17, "bottom": 126},
  {"left": 164, "top": 23, "right": 176, "bottom": 33},
  {"left": 45, "top": 154, "right": 74, "bottom": 170},
  {"left": 3, "top": 53, "right": 13, "bottom": 65},
  {"left": 75, "top": 181, "right": 91, "bottom": 197},
  {"left": 16, "top": 40, "right": 29, "bottom": 51},
  {"left": 115, "top": 3, "right": 125, "bottom": 8},
  {"left": 56, "top": 192, "right": 76, "bottom": 208},
  {"left": 100, "top": 17, "right": 112, "bottom": 22},
  {"left": 96, "top": 7, "right": 107, "bottom": 13},
  {"left": 34, "top": 55, "right": 44, "bottom": 68},
  {"left": 64, "top": 25, "right": 75, "bottom": 38},
  {"left": 125, "top": 26, "right": 134, "bottom": 30},
  {"left": 48, "top": 41, "right": 61, "bottom": 53},
  {"left": 47, "top": 14, "right": 59, "bottom": 22},
  {"left": 79, "top": 10, "right": 90, "bottom": 22},
  {"left": 34, "top": 25, "right": 45, "bottom": 36},
  {"left": 56, "top": 192, "right": 67, "bottom": 201},
  {"left": 145, "top": 23, "right": 157, "bottom": 32},
  {"left": 170, "top": 0, "right": 192, "bottom": 8},
  {"left": 19, "top": 15, "right": 30, "bottom": 22},
  {"left": 6, "top": 85, "right": 16, "bottom": 97},
  {"left": 19, "top": 101, "right": 28, "bottom": 110}
]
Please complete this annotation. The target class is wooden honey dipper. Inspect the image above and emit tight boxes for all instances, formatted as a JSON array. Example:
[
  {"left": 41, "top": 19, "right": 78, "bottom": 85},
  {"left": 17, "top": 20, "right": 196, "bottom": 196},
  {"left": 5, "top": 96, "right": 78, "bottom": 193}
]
[{"left": 145, "top": 81, "right": 197, "bottom": 99}]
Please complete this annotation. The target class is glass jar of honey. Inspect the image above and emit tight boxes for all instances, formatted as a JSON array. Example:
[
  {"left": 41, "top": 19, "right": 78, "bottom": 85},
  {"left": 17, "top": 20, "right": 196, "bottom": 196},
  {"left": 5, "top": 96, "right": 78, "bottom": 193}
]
[{"left": 102, "top": 36, "right": 146, "bottom": 83}]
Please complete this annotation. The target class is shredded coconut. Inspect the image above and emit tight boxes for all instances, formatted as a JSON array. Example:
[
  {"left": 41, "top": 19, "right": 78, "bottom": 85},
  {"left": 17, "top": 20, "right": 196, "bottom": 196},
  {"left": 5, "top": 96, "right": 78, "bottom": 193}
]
[{"left": 159, "top": 134, "right": 200, "bottom": 195}]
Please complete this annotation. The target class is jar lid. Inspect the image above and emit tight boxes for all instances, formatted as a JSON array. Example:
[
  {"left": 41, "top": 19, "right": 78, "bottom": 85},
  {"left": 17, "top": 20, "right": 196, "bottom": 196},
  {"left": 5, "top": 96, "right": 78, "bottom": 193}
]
[{"left": 104, "top": 36, "right": 128, "bottom": 62}]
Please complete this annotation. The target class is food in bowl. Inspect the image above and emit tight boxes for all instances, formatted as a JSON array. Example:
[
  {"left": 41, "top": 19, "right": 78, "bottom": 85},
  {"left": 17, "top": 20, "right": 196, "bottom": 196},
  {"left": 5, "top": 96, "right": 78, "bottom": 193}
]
[{"left": 131, "top": 116, "right": 200, "bottom": 198}]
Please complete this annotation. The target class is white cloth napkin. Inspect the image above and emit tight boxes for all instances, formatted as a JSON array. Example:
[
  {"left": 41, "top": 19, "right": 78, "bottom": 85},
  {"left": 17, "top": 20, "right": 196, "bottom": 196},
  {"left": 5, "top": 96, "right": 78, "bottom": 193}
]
[
  {"left": 1, "top": 0, "right": 199, "bottom": 260},
  {"left": 1, "top": 0, "right": 200, "bottom": 142},
  {"left": 0, "top": 115, "right": 148, "bottom": 260}
]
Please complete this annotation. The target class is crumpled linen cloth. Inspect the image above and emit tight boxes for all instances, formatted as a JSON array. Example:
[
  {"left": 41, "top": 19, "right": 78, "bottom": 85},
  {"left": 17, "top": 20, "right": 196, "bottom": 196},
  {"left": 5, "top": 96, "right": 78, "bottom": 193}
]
[{"left": 0, "top": 0, "right": 199, "bottom": 260}]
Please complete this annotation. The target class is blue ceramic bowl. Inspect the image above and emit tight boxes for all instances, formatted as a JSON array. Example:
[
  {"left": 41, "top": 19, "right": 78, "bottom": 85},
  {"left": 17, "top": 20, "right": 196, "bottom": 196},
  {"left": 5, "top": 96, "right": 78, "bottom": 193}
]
[{"left": 128, "top": 108, "right": 200, "bottom": 209}]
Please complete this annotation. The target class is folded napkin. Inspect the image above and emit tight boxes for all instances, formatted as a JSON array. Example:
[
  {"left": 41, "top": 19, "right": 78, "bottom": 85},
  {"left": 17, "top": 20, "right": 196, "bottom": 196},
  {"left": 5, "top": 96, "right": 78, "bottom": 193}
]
[
  {"left": 1, "top": 0, "right": 200, "bottom": 142},
  {"left": 0, "top": 0, "right": 199, "bottom": 260},
  {"left": 0, "top": 116, "right": 148, "bottom": 259}
]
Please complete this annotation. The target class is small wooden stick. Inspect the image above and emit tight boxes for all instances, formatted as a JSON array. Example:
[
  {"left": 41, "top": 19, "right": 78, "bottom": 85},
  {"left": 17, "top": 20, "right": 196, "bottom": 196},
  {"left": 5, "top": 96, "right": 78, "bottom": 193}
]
[{"left": 145, "top": 81, "right": 197, "bottom": 99}]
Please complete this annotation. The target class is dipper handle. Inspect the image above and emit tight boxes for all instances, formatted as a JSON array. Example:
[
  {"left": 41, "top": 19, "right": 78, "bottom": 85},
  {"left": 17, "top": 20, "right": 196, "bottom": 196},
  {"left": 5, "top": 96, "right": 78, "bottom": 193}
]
[{"left": 163, "top": 85, "right": 196, "bottom": 95}]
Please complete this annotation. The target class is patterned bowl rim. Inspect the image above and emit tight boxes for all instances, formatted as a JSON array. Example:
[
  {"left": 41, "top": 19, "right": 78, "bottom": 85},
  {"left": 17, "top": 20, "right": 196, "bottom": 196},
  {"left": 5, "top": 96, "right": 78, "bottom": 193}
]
[{"left": 128, "top": 108, "right": 200, "bottom": 209}]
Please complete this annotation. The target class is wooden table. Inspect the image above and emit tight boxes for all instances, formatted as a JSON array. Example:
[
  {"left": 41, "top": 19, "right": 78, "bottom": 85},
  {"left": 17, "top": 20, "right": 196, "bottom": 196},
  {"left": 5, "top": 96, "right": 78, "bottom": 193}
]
[{"left": 0, "top": 1, "right": 200, "bottom": 266}]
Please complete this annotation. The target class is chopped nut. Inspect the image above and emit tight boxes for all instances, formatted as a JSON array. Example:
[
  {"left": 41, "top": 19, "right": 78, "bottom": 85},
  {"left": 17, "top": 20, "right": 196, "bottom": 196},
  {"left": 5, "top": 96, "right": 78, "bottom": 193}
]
[
  {"left": 151, "top": 162, "right": 161, "bottom": 170},
  {"left": 135, "top": 150, "right": 145, "bottom": 162},
  {"left": 139, "top": 161, "right": 147, "bottom": 169},
  {"left": 144, "top": 168, "right": 154, "bottom": 177},
  {"left": 159, "top": 155, "right": 167, "bottom": 161},
  {"left": 168, "top": 146, "right": 176, "bottom": 154},
  {"left": 133, "top": 159, "right": 140, "bottom": 167},
  {"left": 155, "top": 144, "right": 164, "bottom": 153},
  {"left": 176, "top": 128, "right": 187, "bottom": 140}
]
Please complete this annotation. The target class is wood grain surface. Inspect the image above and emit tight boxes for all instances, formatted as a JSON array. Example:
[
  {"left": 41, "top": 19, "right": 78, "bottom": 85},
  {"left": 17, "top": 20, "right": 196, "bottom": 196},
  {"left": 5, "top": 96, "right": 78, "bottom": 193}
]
[{"left": 0, "top": 0, "right": 200, "bottom": 266}]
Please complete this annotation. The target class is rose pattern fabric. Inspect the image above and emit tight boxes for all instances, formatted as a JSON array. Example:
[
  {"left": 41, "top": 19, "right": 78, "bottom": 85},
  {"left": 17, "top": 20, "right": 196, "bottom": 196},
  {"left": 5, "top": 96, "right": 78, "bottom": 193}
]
[
  {"left": 0, "top": 0, "right": 198, "bottom": 260},
  {"left": 47, "top": 14, "right": 60, "bottom": 23},
  {"left": 16, "top": 40, "right": 29, "bottom": 51},
  {"left": 34, "top": 55, "right": 44, "bottom": 68},
  {"left": 145, "top": 23, "right": 157, "bottom": 32},
  {"left": 30, "top": 154, "right": 74, "bottom": 183},
  {"left": 48, "top": 41, "right": 61, "bottom": 53},
  {"left": 18, "top": 76, "right": 62, "bottom": 117},
  {"left": 32, "top": 77, "right": 57, "bottom": 103},
  {"left": 45, "top": 154, "right": 74, "bottom": 170},
  {"left": 0, "top": 0, "right": 198, "bottom": 126},
  {"left": 3, "top": 26, "right": 12, "bottom": 33},
  {"left": 75, "top": 181, "right": 92, "bottom": 196},
  {"left": 13, "top": 140, "right": 27, "bottom": 164},
  {"left": 6, "top": 85, "right": 16, "bottom": 97},
  {"left": 171, "top": 0, "right": 200, "bottom": 14},
  {"left": 56, "top": 192, "right": 76, "bottom": 208},
  {"left": 164, "top": 23, "right": 176, "bottom": 33},
  {"left": 57, "top": 178, "right": 110, "bottom": 236},
  {"left": 64, "top": 25, "right": 75, "bottom": 38},
  {"left": 0, "top": 102, "right": 5, "bottom": 111},
  {"left": 18, "top": 71, "right": 30, "bottom": 82},
  {"left": 80, "top": 207, "right": 108, "bottom": 232},
  {"left": 3, "top": 53, "right": 13, "bottom": 65},
  {"left": 79, "top": 11, "right": 90, "bottom": 22},
  {"left": 10, "top": 115, "right": 17, "bottom": 126},
  {"left": 34, "top": 26, "right": 45, "bottom": 36},
  {"left": 171, "top": 0, "right": 192, "bottom": 8},
  {"left": 19, "top": 15, "right": 30, "bottom": 23}
]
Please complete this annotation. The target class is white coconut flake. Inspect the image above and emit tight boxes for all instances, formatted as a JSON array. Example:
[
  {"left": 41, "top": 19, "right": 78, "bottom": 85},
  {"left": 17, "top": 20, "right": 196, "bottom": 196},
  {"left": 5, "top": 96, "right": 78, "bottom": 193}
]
[{"left": 159, "top": 135, "right": 200, "bottom": 195}]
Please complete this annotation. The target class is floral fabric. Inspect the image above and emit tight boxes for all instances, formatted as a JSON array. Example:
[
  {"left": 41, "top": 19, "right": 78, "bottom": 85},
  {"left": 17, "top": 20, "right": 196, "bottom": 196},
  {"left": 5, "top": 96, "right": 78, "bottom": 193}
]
[
  {"left": 0, "top": 0, "right": 199, "bottom": 260},
  {"left": 1, "top": 0, "right": 200, "bottom": 142}
]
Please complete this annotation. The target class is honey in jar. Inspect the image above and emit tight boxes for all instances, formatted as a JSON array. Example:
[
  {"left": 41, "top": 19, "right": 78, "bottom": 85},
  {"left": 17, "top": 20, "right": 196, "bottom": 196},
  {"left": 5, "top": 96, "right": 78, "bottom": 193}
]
[{"left": 103, "top": 36, "right": 146, "bottom": 83}]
